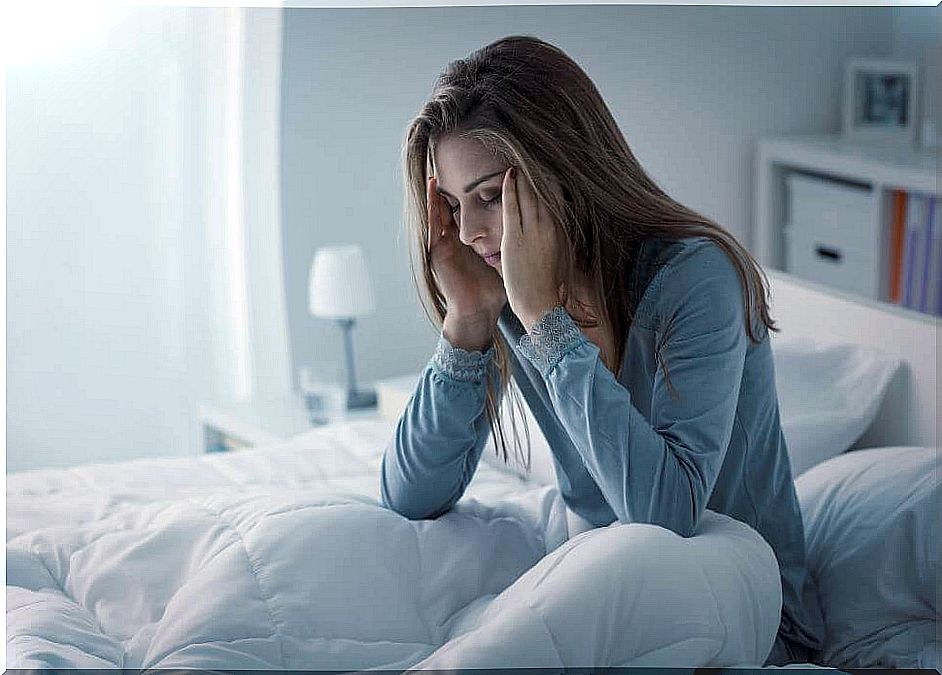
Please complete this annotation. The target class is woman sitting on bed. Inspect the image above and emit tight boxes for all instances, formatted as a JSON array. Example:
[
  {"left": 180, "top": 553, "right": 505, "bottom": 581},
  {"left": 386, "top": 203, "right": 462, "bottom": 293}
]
[{"left": 380, "top": 34, "right": 824, "bottom": 667}]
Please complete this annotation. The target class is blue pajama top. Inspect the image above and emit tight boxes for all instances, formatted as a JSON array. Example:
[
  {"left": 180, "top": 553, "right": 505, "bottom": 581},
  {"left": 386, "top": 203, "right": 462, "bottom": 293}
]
[{"left": 380, "top": 235, "right": 825, "bottom": 663}]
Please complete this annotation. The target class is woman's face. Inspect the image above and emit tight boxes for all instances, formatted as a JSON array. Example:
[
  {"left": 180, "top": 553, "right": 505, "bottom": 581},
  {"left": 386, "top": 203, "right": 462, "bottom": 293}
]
[{"left": 433, "top": 134, "right": 510, "bottom": 277}]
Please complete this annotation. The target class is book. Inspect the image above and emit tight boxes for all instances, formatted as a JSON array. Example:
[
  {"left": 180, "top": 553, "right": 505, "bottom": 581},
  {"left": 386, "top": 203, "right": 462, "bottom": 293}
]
[
  {"left": 918, "top": 196, "right": 937, "bottom": 313},
  {"left": 925, "top": 199, "right": 942, "bottom": 317},
  {"left": 888, "top": 190, "right": 908, "bottom": 303},
  {"left": 901, "top": 193, "right": 928, "bottom": 310}
]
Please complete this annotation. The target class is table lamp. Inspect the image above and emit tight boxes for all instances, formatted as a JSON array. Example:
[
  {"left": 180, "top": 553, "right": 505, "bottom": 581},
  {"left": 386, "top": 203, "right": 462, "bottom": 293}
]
[{"left": 308, "top": 244, "right": 377, "bottom": 409}]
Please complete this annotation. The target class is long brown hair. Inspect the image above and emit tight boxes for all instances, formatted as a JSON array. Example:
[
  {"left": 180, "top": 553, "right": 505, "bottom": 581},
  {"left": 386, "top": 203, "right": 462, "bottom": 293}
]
[{"left": 400, "top": 35, "right": 777, "bottom": 472}]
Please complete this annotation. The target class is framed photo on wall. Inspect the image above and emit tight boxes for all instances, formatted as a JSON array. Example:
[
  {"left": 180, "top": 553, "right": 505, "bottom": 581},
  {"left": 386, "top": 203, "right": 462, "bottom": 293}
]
[{"left": 842, "top": 57, "right": 919, "bottom": 146}]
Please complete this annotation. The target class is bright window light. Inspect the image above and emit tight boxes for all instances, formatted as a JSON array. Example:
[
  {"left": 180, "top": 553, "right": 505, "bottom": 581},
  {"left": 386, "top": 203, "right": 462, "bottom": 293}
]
[
  {"left": 0, "top": 3, "right": 112, "bottom": 66},
  {"left": 224, "top": 6, "right": 254, "bottom": 402}
]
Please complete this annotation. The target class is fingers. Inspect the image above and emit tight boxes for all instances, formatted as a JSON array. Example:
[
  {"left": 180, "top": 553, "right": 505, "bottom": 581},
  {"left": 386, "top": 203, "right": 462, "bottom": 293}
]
[
  {"left": 505, "top": 168, "right": 562, "bottom": 269},
  {"left": 427, "top": 177, "right": 435, "bottom": 253},
  {"left": 501, "top": 167, "right": 520, "bottom": 237},
  {"left": 516, "top": 169, "right": 539, "bottom": 238},
  {"left": 504, "top": 166, "right": 550, "bottom": 238},
  {"left": 427, "top": 176, "right": 447, "bottom": 254}
]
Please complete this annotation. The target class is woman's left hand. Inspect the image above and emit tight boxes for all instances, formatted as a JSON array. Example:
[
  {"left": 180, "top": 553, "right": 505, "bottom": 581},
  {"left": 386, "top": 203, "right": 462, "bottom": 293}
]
[{"left": 500, "top": 166, "right": 564, "bottom": 332}]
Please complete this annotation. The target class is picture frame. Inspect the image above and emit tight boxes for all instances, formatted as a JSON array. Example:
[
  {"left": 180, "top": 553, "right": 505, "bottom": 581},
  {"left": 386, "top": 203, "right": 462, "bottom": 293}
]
[{"left": 841, "top": 57, "right": 920, "bottom": 146}]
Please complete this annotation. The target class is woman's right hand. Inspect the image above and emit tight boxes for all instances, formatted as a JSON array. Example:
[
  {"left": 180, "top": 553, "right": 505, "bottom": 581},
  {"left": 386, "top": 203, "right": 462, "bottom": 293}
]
[{"left": 427, "top": 175, "right": 506, "bottom": 351}]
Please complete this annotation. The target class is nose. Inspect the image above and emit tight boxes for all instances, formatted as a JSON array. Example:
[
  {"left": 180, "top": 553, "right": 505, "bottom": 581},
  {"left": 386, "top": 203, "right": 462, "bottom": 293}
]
[{"left": 457, "top": 212, "right": 490, "bottom": 247}]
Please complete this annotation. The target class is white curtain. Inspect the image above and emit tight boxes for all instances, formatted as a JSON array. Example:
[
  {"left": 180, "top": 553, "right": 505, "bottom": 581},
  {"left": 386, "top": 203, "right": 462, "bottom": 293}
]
[{"left": 6, "top": 6, "right": 292, "bottom": 470}]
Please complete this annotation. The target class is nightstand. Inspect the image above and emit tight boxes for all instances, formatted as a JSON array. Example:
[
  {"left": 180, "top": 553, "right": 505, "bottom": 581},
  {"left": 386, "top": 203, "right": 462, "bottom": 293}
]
[
  {"left": 197, "top": 395, "right": 380, "bottom": 453},
  {"left": 375, "top": 373, "right": 422, "bottom": 423}
]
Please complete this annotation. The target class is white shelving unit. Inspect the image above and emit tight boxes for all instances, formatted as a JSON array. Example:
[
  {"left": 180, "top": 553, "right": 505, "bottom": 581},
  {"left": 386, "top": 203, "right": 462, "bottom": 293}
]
[{"left": 754, "top": 134, "right": 940, "bottom": 308}]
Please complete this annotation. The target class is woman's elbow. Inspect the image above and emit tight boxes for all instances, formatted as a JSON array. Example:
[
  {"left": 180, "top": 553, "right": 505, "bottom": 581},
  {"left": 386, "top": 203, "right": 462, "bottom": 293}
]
[
  {"left": 646, "top": 495, "right": 701, "bottom": 538},
  {"left": 380, "top": 446, "right": 421, "bottom": 518},
  {"left": 675, "top": 517, "right": 698, "bottom": 539},
  {"left": 641, "top": 510, "right": 696, "bottom": 538},
  {"left": 383, "top": 498, "right": 448, "bottom": 521},
  {"left": 380, "top": 473, "right": 421, "bottom": 519},
  {"left": 379, "top": 472, "right": 449, "bottom": 521},
  {"left": 673, "top": 458, "right": 709, "bottom": 537},
  {"left": 677, "top": 495, "right": 708, "bottom": 537}
]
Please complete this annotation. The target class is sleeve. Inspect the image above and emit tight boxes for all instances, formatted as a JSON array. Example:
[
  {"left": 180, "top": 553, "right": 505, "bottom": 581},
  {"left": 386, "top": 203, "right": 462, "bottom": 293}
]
[
  {"left": 517, "top": 243, "right": 749, "bottom": 537},
  {"left": 379, "top": 333, "right": 498, "bottom": 520}
]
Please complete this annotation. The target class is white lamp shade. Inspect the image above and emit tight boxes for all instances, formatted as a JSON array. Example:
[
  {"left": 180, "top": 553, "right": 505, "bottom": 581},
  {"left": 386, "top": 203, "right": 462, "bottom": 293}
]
[{"left": 308, "top": 244, "right": 375, "bottom": 318}]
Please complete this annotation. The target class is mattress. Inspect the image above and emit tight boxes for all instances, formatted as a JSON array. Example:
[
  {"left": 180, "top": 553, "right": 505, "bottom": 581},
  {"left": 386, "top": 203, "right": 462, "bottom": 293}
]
[{"left": 8, "top": 418, "right": 801, "bottom": 670}]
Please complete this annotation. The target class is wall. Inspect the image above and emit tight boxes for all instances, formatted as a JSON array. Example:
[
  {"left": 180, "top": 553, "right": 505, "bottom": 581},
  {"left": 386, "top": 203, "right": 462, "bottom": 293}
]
[
  {"left": 891, "top": 6, "right": 941, "bottom": 139},
  {"left": 279, "top": 5, "right": 895, "bottom": 387}
]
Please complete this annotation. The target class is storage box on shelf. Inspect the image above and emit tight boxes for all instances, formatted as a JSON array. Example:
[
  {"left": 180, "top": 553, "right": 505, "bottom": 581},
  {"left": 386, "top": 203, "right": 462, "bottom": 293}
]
[
  {"left": 784, "top": 172, "right": 883, "bottom": 300},
  {"left": 755, "top": 134, "right": 940, "bottom": 317}
]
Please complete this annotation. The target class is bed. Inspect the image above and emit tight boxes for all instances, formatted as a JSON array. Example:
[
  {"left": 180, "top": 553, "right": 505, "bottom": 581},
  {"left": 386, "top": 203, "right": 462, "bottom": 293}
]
[{"left": 6, "top": 270, "right": 939, "bottom": 671}]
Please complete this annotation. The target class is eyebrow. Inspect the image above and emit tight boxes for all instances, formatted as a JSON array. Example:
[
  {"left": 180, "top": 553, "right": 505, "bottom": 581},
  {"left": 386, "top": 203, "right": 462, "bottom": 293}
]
[{"left": 434, "top": 169, "right": 506, "bottom": 198}]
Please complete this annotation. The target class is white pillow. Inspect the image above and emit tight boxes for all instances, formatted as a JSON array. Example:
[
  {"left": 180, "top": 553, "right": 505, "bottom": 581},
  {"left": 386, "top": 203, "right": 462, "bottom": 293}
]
[
  {"left": 771, "top": 336, "right": 901, "bottom": 477},
  {"left": 795, "top": 445, "right": 940, "bottom": 669}
]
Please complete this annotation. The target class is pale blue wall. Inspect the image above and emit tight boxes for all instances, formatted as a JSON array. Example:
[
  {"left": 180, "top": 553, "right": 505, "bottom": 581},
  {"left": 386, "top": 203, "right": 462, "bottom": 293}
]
[{"left": 891, "top": 6, "right": 941, "bottom": 135}]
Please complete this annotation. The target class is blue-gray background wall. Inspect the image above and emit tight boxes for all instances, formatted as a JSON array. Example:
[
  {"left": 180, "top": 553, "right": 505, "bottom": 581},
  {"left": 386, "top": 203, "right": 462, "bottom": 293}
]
[{"left": 280, "top": 5, "right": 936, "bottom": 388}]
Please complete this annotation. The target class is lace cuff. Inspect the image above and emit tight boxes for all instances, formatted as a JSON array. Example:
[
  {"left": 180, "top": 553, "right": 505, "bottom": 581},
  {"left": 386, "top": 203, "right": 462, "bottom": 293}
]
[
  {"left": 431, "top": 333, "right": 494, "bottom": 384},
  {"left": 518, "top": 305, "right": 587, "bottom": 375}
]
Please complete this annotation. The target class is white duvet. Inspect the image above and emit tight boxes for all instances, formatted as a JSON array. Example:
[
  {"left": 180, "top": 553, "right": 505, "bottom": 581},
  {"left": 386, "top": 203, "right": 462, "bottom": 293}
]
[{"left": 7, "top": 418, "right": 784, "bottom": 670}]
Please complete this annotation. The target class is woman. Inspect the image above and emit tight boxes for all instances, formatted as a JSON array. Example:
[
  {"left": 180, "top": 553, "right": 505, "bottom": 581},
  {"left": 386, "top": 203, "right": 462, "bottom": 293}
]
[{"left": 380, "top": 34, "right": 824, "bottom": 667}]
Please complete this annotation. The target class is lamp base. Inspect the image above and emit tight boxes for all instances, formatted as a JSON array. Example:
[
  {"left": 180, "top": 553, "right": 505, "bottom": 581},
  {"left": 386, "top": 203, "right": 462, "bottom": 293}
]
[{"left": 347, "top": 388, "right": 377, "bottom": 410}]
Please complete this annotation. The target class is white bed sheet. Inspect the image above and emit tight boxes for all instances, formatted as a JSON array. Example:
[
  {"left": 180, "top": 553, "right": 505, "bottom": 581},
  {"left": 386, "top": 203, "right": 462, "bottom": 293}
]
[{"left": 8, "top": 418, "right": 788, "bottom": 670}]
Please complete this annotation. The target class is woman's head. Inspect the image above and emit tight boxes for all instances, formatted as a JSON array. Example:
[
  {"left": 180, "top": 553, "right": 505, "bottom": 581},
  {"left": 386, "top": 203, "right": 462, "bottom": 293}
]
[
  {"left": 431, "top": 134, "right": 509, "bottom": 276},
  {"left": 401, "top": 35, "right": 776, "bottom": 469},
  {"left": 407, "top": 35, "right": 669, "bottom": 300}
]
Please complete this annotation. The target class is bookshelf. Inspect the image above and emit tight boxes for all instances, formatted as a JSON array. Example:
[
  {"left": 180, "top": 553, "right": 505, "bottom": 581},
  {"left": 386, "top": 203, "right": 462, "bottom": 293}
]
[{"left": 755, "top": 134, "right": 940, "bottom": 317}]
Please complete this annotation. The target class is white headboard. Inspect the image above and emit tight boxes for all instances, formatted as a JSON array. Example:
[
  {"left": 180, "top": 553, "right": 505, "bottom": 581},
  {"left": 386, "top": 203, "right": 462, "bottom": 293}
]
[{"left": 766, "top": 270, "right": 939, "bottom": 450}]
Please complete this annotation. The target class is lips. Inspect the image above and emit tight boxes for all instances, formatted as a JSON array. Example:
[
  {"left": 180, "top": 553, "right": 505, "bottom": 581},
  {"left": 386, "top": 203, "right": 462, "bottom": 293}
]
[{"left": 483, "top": 251, "right": 501, "bottom": 267}]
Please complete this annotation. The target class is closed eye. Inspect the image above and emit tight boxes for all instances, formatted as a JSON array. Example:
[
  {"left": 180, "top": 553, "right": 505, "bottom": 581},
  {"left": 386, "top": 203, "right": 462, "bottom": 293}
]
[{"left": 450, "top": 194, "right": 502, "bottom": 215}]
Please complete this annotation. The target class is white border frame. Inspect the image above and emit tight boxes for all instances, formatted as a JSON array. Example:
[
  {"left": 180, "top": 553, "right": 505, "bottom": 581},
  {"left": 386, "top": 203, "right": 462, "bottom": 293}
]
[{"left": 841, "top": 57, "right": 920, "bottom": 147}]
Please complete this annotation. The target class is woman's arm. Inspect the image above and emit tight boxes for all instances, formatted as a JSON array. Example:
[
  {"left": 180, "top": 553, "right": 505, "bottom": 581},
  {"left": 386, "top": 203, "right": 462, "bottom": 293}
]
[
  {"left": 518, "top": 243, "right": 749, "bottom": 537},
  {"left": 379, "top": 334, "right": 498, "bottom": 520}
]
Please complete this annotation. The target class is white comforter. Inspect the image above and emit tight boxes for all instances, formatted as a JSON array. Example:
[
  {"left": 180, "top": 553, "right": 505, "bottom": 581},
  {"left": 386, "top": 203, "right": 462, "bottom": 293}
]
[{"left": 7, "top": 419, "right": 783, "bottom": 670}]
